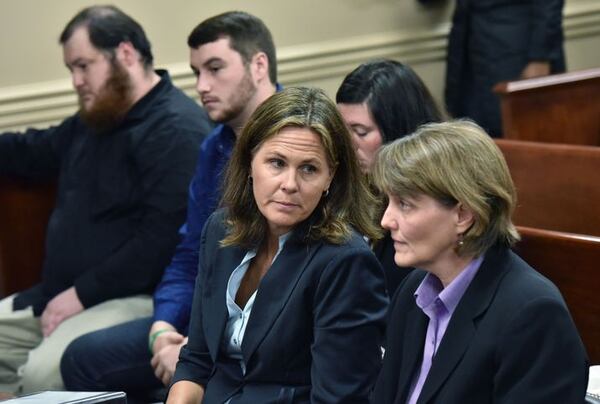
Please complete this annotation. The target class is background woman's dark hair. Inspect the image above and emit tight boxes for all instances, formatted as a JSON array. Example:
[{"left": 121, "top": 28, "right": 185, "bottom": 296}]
[
  {"left": 336, "top": 59, "right": 444, "bottom": 143},
  {"left": 59, "top": 5, "right": 153, "bottom": 69}
]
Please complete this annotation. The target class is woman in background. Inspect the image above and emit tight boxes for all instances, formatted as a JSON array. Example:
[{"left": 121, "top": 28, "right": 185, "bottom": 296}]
[
  {"left": 371, "top": 120, "right": 588, "bottom": 403},
  {"left": 336, "top": 59, "right": 444, "bottom": 295}
]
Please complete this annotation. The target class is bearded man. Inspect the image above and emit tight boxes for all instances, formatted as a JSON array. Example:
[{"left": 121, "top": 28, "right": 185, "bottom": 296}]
[
  {"left": 0, "top": 5, "right": 213, "bottom": 394},
  {"left": 60, "top": 11, "right": 281, "bottom": 403}
]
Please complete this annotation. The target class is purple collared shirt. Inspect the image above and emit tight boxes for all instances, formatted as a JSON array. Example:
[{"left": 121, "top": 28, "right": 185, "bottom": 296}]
[{"left": 406, "top": 256, "right": 484, "bottom": 404}]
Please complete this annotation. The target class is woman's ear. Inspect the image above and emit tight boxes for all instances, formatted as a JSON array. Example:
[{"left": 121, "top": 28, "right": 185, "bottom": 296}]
[
  {"left": 326, "top": 167, "right": 336, "bottom": 190},
  {"left": 456, "top": 203, "right": 475, "bottom": 234}
]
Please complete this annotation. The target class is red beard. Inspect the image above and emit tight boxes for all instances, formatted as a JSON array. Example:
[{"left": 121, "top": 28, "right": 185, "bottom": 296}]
[{"left": 79, "top": 61, "right": 134, "bottom": 133}]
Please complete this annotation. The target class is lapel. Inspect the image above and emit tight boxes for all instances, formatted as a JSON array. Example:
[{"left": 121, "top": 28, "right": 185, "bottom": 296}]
[
  {"left": 241, "top": 234, "right": 319, "bottom": 365},
  {"left": 394, "top": 304, "right": 429, "bottom": 404},
  {"left": 417, "top": 246, "right": 511, "bottom": 404},
  {"left": 203, "top": 242, "right": 246, "bottom": 362}
]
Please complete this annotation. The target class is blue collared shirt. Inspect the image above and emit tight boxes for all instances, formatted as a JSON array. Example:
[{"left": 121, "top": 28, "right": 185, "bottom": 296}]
[
  {"left": 152, "top": 84, "right": 282, "bottom": 332},
  {"left": 152, "top": 123, "right": 235, "bottom": 332},
  {"left": 222, "top": 233, "right": 291, "bottom": 374}
]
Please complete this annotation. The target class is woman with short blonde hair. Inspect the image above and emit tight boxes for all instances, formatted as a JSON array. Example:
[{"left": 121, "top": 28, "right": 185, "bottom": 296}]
[
  {"left": 373, "top": 120, "right": 519, "bottom": 258},
  {"left": 371, "top": 120, "right": 587, "bottom": 404}
]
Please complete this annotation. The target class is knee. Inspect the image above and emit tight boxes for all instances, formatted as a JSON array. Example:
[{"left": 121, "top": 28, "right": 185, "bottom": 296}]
[{"left": 60, "top": 335, "right": 97, "bottom": 390}]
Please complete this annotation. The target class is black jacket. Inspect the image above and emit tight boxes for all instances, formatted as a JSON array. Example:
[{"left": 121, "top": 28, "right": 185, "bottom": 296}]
[
  {"left": 372, "top": 245, "right": 588, "bottom": 403},
  {"left": 172, "top": 209, "right": 389, "bottom": 403},
  {"left": 0, "top": 70, "right": 213, "bottom": 314},
  {"left": 432, "top": 0, "right": 566, "bottom": 136}
]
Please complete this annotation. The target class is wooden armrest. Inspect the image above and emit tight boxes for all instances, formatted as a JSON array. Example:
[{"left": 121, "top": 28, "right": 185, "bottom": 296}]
[
  {"left": 515, "top": 226, "right": 600, "bottom": 364},
  {"left": 0, "top": 177, "right": 56, "bottom": 296}
]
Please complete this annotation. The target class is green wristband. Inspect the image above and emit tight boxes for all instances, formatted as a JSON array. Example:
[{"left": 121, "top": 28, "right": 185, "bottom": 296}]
[{"left": 148, "top": 328, "right": 171, "bottom": 353}]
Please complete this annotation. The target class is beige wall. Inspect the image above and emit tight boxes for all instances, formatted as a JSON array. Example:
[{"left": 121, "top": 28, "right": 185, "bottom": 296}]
[
  {"left": 1, "top": 0, "right": 599, "bottom": 131},
  {"left": 0, "top": 0, "right": 451, "bottom": 88}
]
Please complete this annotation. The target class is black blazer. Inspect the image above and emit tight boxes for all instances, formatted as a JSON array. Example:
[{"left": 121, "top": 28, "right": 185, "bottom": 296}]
[
  {"left": 372, "top": 245, "right": 588, "bottom": 404},
  {"left": 440, "top": 0, "right": 566, "bottom": 136},
  {"left": 172, "top": 210, "right": 389, "bottom": 403}
]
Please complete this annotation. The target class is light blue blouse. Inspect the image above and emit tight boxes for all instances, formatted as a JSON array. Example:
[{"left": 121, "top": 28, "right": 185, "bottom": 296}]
[{"left": 221, "top": 232, "right": 291, "bottom": 374}]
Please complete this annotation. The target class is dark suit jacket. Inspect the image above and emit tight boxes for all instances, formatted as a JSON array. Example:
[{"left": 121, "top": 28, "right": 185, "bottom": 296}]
[
  {"left": 372, "top": 245, "right": 588, "bottom": 404},
  {"left": 172, "top": 210, "right": 389, "bottom": 403},
  {"left": 440, "top": 0, "right": 566, "bottom": 136}
]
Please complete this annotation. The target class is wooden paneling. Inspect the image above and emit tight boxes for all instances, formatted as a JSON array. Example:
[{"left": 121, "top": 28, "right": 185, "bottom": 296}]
[
  {"left": 515, "top": 226, "right": 600, "bottom": 364},
  {"left": 494, "top": 68, "right": 600, "bottom": 145},
  {"left": 496, "top": 139, "right": 600, "bottom": 237},
  {"left": 0, "top": 177, "right": 55, "bottom": 297}
]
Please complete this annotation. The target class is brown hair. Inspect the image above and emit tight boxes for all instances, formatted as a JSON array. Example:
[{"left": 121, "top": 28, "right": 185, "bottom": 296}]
[{"left": 221, "top": 86, "right": 382, "bottom": 248}]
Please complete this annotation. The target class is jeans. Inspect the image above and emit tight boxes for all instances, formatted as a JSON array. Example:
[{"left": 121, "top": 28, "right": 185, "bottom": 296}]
[{"left": 60, "top": 317, "right": 166, "bottom": 403}]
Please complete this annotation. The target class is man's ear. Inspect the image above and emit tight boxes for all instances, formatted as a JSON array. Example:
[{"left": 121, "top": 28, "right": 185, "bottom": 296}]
[
  {"left": 250, "top": 51, "right": 269, "bottom": 83},
  {"left": 116, "top": 41, "right": 137, "bottom": 67}
]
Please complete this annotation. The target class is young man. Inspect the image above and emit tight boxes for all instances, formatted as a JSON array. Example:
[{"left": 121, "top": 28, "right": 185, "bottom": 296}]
[
  {"left": 61, "top": 11, "right": 279, "bottom": 402},
  {"left": 0, "top": 5, "right": 213, "bottom": 393}
]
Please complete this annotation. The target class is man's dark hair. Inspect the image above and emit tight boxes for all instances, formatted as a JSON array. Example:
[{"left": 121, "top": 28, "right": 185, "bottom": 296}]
[
  {"left": 187, "top": 11, "right": 277, "bottom": 84},
  {"left": 59, "top": 5, "right": 153, "bottom": 69}
]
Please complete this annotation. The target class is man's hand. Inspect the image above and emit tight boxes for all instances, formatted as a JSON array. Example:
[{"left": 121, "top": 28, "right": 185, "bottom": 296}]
[
  {"left": 520, "top": 61, "right": 551, "bottom": 80},
  {"left": 149, "top": 320, "right": 178, "bottom": 353},
  {"left": 152, "top": 329, "right": 184, "bottom": 355},
  {"left": 151, "top": 336, "right": 188, "bottom": 386},
  {"left": 41, "top": 287, "right": 84, "bottom": 337}
]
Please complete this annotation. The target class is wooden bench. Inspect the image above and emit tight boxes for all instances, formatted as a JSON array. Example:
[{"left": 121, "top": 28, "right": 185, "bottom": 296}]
[
  {"left": 494, "top": 68, "right": 600, "bottom": 145},
  {"left": 0, "top": 177, "right": 55, "bottom": 297},
  {"left": 495, "top": 139, "right": 600, "bottom": 237},
  {"left": 514, "top": 226, "right": 600, "bottom": 364},
  {"left": 497, "top": 141, "right": 600, "bottom": 362}
]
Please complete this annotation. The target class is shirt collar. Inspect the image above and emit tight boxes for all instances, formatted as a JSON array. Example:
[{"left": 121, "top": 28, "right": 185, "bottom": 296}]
[
  {"left": 125, "top": 69, "right": 170, "bottom": 122},
  {"left": 239, "top": 231, "right": 292, "bottom": 265},
  {"left": 215, "top": 124, "right": 236, "bottom": 151},
  {"left": 415, "top": 255, "right": 484, "bottom": 316}
]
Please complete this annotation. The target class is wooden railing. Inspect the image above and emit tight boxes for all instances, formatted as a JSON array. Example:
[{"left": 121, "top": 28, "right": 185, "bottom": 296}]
[
  {"left": 515, "top": 227, "right": 600, "bottom": 364},
  {"left": 0, "top": 177, "right": 55, "bottom": 297},
  {"left": 495, "top": 138, "right": 600, "bottom": 363},
  {"left": 495, "top": 139, "right": 600, "bottom": 237},
  {"left": 494, "top": 68, "right": 600, "bottom": 145}
]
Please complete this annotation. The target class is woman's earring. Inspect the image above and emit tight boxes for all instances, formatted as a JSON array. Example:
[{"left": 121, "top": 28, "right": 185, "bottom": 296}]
[
  {"left": 248, "top": 175, "right": 253, "bottom": 185},
  {"left": 323, "top": 189, "right": 329, "bottom": 197}
]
